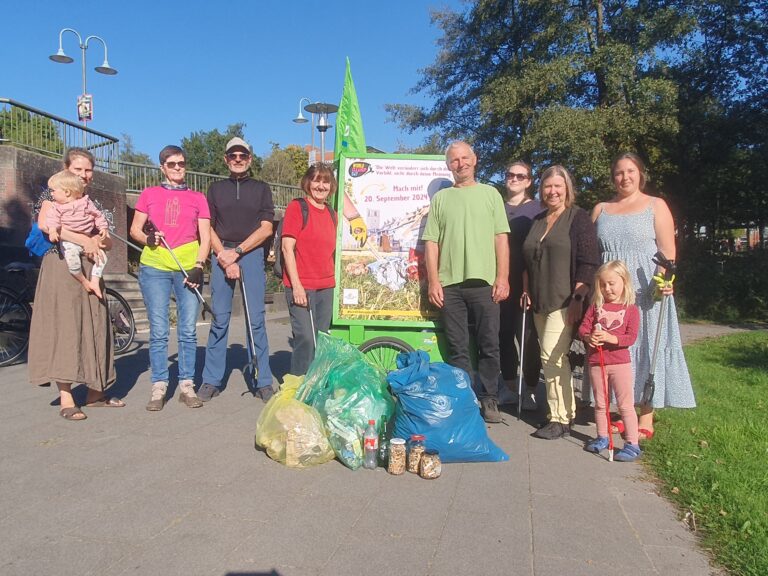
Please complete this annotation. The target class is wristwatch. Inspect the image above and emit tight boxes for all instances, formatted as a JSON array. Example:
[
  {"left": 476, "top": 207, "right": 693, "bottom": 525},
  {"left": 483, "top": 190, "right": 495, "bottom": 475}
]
[{"left": 234, "top": 246, "right": 244, "bottom": 256}]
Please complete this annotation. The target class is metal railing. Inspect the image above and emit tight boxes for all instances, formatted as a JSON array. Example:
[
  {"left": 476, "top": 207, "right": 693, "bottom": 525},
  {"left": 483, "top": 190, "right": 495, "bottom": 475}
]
[
  {"left": 118, "top": 161, "right": 302, "bottom": 210},
  {"left": 0, "top": 97, "right": 119, "bottom": 171},
  {"left": 1, "top": 97, "right": 303, "bottom": 209}
]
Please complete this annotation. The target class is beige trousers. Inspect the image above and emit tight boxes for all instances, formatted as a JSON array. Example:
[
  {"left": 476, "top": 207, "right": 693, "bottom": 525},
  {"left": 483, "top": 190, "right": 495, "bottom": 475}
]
[{"left": 534, "top": 308, "right": 575, "bottom": 424}]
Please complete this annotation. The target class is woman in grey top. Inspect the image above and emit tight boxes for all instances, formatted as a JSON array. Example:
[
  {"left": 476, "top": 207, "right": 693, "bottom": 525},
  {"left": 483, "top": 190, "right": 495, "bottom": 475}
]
[{"left": 522, "top": 165, "right": 599, "bottom": 439}]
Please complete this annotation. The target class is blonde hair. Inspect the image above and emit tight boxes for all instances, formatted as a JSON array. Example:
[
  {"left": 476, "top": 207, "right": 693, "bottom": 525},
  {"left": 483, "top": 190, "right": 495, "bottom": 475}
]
[
  {"left": 539, "top": 165, "right": 576, "bottom": 208},
  {"left": 48, "top": 170, "right": 84, "bottom": 199},
  {"left": 592, "top": 260, "right": 635, "bottom": 307}
]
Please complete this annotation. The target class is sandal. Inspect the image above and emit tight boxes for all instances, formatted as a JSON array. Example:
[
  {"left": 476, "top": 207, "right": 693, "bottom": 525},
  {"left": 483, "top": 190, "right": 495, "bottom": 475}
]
[
  {"left": 638, "top": 428, "right": 655, "bottom": 441},
  {"left": 84, "top": 397, "right": 126, "bottom": 408},
  {"left": 60, "top": 407, "right": 87, "bottom": 421}
]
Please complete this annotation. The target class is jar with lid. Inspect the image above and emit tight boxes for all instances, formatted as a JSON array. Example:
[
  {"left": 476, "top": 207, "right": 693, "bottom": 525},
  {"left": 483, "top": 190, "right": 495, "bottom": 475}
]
[
  {"left": 388, "top": 438, "right": 406, "bottom": 475},
  {"left": 419, "top": 449, "right": 441, "bottom": 479},
  {"left": 407, "top": 434, "right": 426, "bottom": 473}
]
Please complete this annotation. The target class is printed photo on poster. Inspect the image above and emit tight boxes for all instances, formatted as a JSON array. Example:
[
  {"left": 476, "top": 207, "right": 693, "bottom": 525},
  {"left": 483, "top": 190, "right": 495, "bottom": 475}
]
[
  {"left": 77, "top": 94, "right": 93, "bottom": 122},
  {"left": 337, "top": 155, "right": 454, "bottom": 323}
]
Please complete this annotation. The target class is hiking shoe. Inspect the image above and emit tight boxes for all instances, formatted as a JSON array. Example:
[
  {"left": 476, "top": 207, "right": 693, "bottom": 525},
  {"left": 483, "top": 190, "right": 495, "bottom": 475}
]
[
  {"left": 522, "top": 391, "right": 537, "bottom": 412},
  {"left": 178, "top": 380, "right": 203, "bottom": 408},
  {"left": 256, "top": 385, "right": 275, "bottom": 403},
  {"left": 146, "top": 381, "right": 167, "bottom": 411},
  {"left": 585, "top": 436, "right": 610, "bottom": 453},
  {"left": 480, "top": 397, "right": 502, "bottom": 423},
  {"left": 533, "top": 421, "right": 570, "bottom": 440},
  {"left": 197, "top": 383, "right": 220, "bottom": 402},
  {"left": 614, "top": 443, "right": 642, "bottom": 462}
]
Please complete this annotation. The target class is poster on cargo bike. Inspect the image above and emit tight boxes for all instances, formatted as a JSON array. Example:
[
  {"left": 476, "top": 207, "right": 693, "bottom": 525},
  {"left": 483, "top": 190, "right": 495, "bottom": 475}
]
[{"left": 335, "top": 154, "right": 454, "bottom": 325}]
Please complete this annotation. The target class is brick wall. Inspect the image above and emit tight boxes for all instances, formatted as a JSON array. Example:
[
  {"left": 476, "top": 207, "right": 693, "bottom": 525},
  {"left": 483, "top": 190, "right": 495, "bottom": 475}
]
[{"left": 0, "top": 146, "right": 128, "bottom": 272}]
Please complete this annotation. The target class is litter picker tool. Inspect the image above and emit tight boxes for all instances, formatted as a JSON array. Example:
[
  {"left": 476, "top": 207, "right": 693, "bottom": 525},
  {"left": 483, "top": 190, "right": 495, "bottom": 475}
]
[
  {"left": 238, "top": 264, "right": 259, "bottom": 388},
  {"left": 595, "top": 323, "right": 614, "bottom": 462},
  {"left": 517, "top": 293, "right": 530, "bottom": 421},
  {"left": 144, "top": 219, "right": 214, "bottom": 320},
  {"left": 640, "top": 251, "right": 677, "bottom": 407},
  {"left": 307, "top": 294, "right": 317, "bottom": 350}
]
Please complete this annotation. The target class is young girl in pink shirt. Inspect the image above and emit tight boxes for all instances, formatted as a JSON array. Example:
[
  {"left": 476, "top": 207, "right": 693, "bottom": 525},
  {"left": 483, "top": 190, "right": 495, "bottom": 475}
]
[
  {"left": 45, "top": 170, "right": 109, "bottom": 298},
  {"left": 578, "top": 260, "right": 641, "bottom": 462}
]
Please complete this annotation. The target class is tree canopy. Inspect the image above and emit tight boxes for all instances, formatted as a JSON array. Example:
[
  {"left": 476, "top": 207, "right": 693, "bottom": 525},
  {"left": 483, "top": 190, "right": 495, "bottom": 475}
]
[
  {"left": 388, "top": 0, "right": 767, "bottom": 239},
  {"left": 181, "top": 123, "right": 263, "bottom": 176}
]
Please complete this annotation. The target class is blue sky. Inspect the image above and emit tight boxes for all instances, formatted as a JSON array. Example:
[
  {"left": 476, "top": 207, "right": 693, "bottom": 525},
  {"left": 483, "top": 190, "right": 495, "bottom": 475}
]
[{"left": 2, "top": 0, "right": 462, "bottom": 161}]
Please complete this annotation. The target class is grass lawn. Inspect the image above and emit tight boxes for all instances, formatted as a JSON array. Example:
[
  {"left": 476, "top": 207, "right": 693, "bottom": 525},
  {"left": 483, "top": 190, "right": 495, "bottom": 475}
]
[{"left": 643, "top": 331, "right": 768, "bottom": 576}]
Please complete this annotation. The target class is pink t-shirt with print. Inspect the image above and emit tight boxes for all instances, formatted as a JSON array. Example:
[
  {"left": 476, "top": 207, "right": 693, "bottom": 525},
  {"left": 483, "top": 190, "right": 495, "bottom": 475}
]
[{"left": 135, "top": 185, "right": 210, "bottom": 249}]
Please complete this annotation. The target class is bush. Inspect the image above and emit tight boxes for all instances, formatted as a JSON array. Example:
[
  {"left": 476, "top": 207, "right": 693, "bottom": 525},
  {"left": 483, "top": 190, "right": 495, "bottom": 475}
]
[{"left": 677, "top": 242, "right": 768, "bottom": 322}]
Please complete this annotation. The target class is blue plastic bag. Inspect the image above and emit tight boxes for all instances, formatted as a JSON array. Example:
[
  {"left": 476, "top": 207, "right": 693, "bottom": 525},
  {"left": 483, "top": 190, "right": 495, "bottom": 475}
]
[
  {"left": 25, "top": 222, "right": 53, "bottom": 257},
  {"left": 387, "top": 351, "right": 508, "bottom": 463}
]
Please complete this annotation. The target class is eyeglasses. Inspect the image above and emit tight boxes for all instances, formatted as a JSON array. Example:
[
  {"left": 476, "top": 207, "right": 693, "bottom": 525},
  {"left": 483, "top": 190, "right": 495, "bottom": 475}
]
[
  {"left": 165, "top": 161, "right": 186, "bottom": 169},
  {"left": 506, "top": 172, "right": 529, "bottom": 181},
  {"left": 226, "top": 152, "right": 251, "bottom": 161}
]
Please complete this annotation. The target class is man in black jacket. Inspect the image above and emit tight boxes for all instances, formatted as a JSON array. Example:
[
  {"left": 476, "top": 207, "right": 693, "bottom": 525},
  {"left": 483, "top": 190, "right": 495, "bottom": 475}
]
[{"left": 198, "top": 137, "right": 275, "bottom": 402}]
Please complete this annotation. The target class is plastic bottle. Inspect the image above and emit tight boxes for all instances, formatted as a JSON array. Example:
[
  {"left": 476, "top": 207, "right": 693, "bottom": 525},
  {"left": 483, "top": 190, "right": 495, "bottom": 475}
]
[
  {"left": 363, "top": 419, "right": 378, "bottom": 469},
  {"left": 377, "top": 418, "right": 389, "bottom": 468}
]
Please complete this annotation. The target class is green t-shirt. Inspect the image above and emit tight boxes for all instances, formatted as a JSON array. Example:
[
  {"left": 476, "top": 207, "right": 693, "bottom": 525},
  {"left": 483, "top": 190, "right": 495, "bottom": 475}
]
[{"left": 422, "top": 183, "right": 510, "bottom": 286}]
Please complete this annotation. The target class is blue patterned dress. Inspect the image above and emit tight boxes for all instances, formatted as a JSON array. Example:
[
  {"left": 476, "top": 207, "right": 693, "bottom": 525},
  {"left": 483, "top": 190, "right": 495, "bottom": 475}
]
[{"left": 595, "top": 202, "right": 695, "bottom": 409}]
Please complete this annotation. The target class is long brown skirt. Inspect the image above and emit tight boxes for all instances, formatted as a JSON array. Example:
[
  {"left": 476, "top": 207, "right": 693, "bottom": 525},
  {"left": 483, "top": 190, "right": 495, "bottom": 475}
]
[{"left": 28, "top": 251, "right": 116, "bottom": 390}]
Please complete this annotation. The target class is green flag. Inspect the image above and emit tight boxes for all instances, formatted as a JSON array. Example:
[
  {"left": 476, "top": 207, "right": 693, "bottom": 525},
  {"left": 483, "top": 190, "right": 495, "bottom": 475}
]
[{"left": 334, "top": 57, "right": 366, "bottom": 159}]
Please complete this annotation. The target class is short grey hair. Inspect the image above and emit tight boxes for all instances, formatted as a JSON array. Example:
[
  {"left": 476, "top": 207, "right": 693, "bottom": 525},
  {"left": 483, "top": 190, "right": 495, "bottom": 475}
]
[{"left": 444, "top": 141, "right": 475, "bottom": 160}]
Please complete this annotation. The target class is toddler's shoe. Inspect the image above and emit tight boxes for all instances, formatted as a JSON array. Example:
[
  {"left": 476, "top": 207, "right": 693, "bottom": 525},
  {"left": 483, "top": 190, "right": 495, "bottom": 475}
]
[
  {"left": 614, "top": 443, "right": 642, "bottom": 462},
  {"left": 585, "top": 436, "right": 610, "bottom": 453}
]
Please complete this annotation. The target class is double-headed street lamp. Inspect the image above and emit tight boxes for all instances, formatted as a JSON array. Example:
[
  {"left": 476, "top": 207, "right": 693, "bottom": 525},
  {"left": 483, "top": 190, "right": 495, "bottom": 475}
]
[
  {"left": 49, "top": 28, "right": 118, "bottom": 133},
  {"left": 293, "top": 98, "right": 338, "bottom": 164}
]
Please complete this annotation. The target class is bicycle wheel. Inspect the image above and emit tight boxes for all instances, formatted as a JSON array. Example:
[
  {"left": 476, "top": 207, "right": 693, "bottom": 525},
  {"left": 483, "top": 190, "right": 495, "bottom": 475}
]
[
  {"left": 0, "top": 287, "right": 32, "bottom": 367},
  {"left": 358, "top": 337, "right": 414, "bottom": 373},
  {"left": 106, "top": 288, "right": 135, "bottom": 355}
]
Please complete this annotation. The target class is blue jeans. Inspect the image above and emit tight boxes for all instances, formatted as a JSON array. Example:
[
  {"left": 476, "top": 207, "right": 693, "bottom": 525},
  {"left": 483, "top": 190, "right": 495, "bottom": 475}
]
[
  {"left": 202, "top": 248, "right": 273, "bottom": 390},
  {"left": 285, "top": 286, "right": 333, "bottom": 376},
  {"left": 139, "top": 265, "right": 200, "bottom": 384}
]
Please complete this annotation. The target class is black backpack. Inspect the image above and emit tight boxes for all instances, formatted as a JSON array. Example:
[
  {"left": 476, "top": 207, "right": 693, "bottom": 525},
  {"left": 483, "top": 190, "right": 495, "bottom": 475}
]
[{"left": 273, "top": 197, "right": 337, "bottom": 278}]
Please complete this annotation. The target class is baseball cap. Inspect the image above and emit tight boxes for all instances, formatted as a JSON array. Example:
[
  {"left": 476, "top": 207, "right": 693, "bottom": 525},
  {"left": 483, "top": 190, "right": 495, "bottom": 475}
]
[{"left": 225, "top": 137, "right": 251, "bottom": 153}]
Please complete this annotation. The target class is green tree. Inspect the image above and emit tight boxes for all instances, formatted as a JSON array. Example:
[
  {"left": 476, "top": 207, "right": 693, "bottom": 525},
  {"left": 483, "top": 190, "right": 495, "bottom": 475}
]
[
  {"left": 0, "top": 107, "right": 64, "bottom": 158},
  {"left": 261, "top": 142, "right": 308, "bottom": 185},
  {"left": 119, "top": 133, "right": 154, "bottom": 165},
  {"left": 181, "top": 123, "right": 263, "bottom": 176},
  {"left": 387, "top": 0, "right": 691, "bottom": 203}
]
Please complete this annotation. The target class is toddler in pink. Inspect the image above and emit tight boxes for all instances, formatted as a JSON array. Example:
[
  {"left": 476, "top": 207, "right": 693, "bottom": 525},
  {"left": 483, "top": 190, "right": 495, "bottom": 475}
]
[
  {"left": 578, "top": 260, "right": 641, "bottom": 462},
  {"left": 46, "top": 170, "right": 110, "bottom": 298}
]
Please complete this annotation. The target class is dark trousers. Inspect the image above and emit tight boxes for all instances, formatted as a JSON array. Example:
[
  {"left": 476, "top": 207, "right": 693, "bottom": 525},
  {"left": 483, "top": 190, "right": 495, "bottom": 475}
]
[
  {"left": 285, "top": 286, "right": 334, "bottom": 376},
  {"left": 499, "top": 294, "right": 542, "bottom": 389},
  {"left": 441, "top": 281, "right": 500, "bottom": 399}
]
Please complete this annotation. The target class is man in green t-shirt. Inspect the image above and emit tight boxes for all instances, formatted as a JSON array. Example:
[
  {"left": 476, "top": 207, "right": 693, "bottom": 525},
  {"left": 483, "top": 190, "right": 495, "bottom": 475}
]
[{"left": 422, "top": 141, "right": 511, "bottom": 423}]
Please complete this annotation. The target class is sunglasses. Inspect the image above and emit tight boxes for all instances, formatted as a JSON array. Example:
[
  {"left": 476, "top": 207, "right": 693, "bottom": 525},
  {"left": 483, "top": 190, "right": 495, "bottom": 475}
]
[
  {"left": 506, "top": 172, "right": 529, "bottom": 181},
  {"left": 165, "top": 161, "right": 186, "bottom": 169},
  {"left": 226, "top": 152, "right": 251, "bottom": 161}
]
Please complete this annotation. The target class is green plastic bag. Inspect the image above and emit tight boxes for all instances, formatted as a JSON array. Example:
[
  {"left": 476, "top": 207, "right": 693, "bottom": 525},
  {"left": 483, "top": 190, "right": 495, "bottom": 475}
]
[
  {"left": 255, "top": 374, "right": 335, "bottom": 468},
  {"left": 297, "top": 333, "right": 395, "bottom": 470}
]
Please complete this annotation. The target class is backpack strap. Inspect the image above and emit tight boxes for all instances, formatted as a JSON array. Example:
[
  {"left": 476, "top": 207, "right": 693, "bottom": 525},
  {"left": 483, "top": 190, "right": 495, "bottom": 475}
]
[{"left": 296, "top": 196, "right": 337, "bottom": 228}]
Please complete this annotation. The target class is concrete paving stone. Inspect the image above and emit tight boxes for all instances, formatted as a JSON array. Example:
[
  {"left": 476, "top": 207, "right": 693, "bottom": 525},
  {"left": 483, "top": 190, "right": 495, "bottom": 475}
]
[
  {"left": 430, "top": 510, "right": 531, "bottom": 576},
  {"left": 319, "top": 532, "right": 437, "bottom": 576},
  {"left": 531, "top": 493, "right": 652, "bottom": 572},
  {"left": 0, "top": 533, "right": 137, "bottom": 576},
  {"left": 534, "top": 554, "right": 659, "bottom": 576},
  {"left": 643, "top": 543, "right": 723, "bottom": 575}
]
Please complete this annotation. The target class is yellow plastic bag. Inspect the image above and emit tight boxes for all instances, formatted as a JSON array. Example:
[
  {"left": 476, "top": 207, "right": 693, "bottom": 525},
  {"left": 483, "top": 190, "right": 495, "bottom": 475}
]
[{"left": 254, "top": 374, "right": 335, "bottom": 468}]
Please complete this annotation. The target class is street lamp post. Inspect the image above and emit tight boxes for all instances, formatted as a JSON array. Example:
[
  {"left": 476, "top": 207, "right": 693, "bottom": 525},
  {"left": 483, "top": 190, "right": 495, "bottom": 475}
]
[
  {"left": 49, "top": 27, "right": 118, "bottom": 142},
  {"left": 292, "top": 99, "right": 338, "bottom": 164},
  {"left": 293, "top": 97, "right": 315, "bottom": 164}
]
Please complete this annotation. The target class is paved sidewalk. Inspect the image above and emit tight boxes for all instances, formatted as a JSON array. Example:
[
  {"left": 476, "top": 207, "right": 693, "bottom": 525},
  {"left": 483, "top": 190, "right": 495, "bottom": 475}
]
[{"left": 0, "top": 317, "right": 727, "bottom": 576}]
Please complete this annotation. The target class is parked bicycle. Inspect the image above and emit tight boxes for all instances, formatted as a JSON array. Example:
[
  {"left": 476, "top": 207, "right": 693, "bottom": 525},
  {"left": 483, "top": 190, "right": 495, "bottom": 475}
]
[{"left": 0, "top": 262, "right": 136, "bottom": 367}]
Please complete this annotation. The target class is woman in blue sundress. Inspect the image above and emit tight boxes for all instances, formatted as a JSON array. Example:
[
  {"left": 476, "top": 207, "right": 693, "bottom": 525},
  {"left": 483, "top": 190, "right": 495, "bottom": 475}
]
[{"left": 591, "top": 152, "right": 695, "bottom": 440}]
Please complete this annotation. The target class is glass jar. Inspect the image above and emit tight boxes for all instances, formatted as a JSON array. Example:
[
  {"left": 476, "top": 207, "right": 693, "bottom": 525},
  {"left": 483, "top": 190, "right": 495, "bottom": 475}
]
[
  {"left": 407, "top": 434, "right": 426, "bottom": 473},
  {"left": 388, "top": 438, "right": 406, "bottom": 475},
  {"left": 419, "top": 449, "right": 441, "bottom": 479}
]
